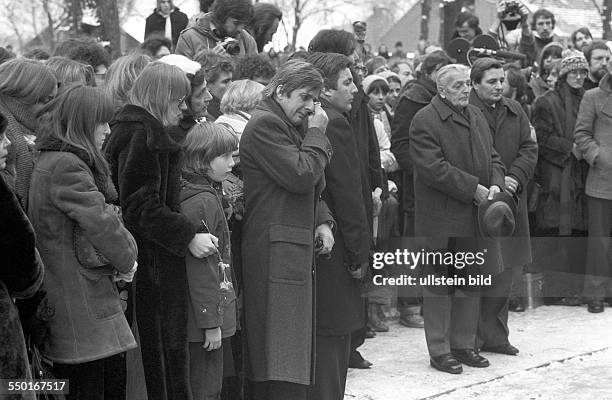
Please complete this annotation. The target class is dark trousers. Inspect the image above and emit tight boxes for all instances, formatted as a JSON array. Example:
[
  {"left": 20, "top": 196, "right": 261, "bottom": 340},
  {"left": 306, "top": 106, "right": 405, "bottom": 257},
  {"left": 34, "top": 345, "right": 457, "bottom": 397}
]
[
  {"left": 136, "top": 276, "right": 190, "bottom": 400},
  {"left": 584, "top": 196, "right": 612, "bottom": 300},
  {"left": 189, "top": 342, "right": 223, "bottom": 400},
  {"left": 312, "top": 334, "right": 351, "bottom": 400},
  {"left": 53, "top": 353, "right": 125, "bottom": 400},
  {"left": 423, "top": 285, "right": 481, "bottom": 357},
  {"left": 477, "top": 269, "right": 513, "bottom": 348},
  {"left": 249, "top": 380, "right": 309, "bottom": 400}
]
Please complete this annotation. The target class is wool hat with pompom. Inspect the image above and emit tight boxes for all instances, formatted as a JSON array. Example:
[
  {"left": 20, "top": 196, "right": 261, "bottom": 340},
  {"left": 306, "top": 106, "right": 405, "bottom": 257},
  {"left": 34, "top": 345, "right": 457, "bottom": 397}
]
[{"left": 559, "top": 53, "right": 588, "bottom": 77}]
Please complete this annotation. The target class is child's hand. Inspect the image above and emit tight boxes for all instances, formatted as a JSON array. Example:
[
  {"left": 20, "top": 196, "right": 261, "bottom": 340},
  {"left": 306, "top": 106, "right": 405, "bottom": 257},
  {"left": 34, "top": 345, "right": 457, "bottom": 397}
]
[{"left": 203, "top": 327, "right": 222, "bottom": 351}]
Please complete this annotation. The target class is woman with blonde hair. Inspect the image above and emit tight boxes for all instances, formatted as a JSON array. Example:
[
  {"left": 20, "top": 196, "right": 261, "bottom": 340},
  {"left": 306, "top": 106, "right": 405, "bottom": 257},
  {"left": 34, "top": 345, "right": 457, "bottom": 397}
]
[
  {"left": 105, "top": 61, "right": 219, "bottom": 400},
  {"left": 46, "top": 56, "right": 96, "bottom": 88},
  {"left": 216, "top": 79, "right": 264, "bottom": 141},
  {"left": 28, "top": 84, "right": 138, "bottom": 399},
  {"left": 0, "top": 58, "right": 57, "bottom": 207},
  {"left": 103, "top": 53, "right": 152, "bottom": 112}
]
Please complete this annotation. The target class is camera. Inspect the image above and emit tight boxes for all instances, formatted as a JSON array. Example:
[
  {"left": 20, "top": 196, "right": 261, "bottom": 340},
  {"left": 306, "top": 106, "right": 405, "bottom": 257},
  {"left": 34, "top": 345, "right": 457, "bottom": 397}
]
[
  {"left": 501, "top": 1, "right": 522, "bottom": 30},
  {"left": 220, "top": 37, "right": 240, "bottom": 56}
]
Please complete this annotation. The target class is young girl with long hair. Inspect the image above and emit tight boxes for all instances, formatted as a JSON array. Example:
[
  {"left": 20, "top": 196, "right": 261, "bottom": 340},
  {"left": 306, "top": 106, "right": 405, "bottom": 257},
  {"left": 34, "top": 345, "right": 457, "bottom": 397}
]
[{"left": 27, "top": 84, "right": 138, "bottom": 400}]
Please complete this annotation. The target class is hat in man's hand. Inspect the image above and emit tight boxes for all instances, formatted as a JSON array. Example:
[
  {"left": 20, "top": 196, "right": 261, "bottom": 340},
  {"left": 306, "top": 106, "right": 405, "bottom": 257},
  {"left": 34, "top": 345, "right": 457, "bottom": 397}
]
[{"left": 478, "top": 191, "right": 517, "bottom": 238}]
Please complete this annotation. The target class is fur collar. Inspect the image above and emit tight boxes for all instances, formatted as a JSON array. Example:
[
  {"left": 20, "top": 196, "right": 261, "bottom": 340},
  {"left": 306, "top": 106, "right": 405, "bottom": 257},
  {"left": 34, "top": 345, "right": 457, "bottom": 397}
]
[
  {"left": 36, "top": 136, "right": 117, "bottom": 203},
  {"left": 114, "top": 104, "right": 182, "bottom": 152}
]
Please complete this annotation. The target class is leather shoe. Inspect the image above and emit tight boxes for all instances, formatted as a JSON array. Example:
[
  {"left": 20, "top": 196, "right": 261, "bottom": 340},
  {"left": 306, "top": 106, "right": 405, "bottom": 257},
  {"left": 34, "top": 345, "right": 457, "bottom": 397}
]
[
  {"left": 451, "top": 349, "right": 490, "bottom": 368},
  {"left": 481, "top": 344, "right": 519, "bottom": 356},
  {"left": 399, "top": 313, "right": 424, "bottom": 328},
  {"left": 348, "top": 358, "right": 373, "bottom": 369},
  {"left": 430, "top": 354, "right": 463, "bottom": 374},
  {"left": 588, "top": 300, "right": 604, "bottom": 313},
  {"left": 509, "top": 297, "right": 525, "bottom": 312},
  {"left": 365, "top": 327, "right": 376, "bottom": 339}
]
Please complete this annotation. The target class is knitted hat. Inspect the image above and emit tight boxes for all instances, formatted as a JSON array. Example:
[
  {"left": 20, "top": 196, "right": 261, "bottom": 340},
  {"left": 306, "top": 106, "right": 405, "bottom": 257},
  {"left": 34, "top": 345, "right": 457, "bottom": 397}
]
[
  {"left": 378, "top": 70, "right": 401, "bottom": 83},
  {"left": 362, "top": 74, "right": 387, "bottom": 94},
  {"left": 559, "top": 54, "right": 588, "bottom": 77}
]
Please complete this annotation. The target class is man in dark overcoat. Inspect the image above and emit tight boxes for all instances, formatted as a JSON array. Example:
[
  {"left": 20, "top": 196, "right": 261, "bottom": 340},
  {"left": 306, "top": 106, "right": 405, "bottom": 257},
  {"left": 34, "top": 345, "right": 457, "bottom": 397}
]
[
  {"left": 240, "top": 60, "right": 334, "bottom": 400},
  {"left": 390, "top": 50, "right": 452, "bottom": 328},
  {"left": 469, "top": 58, "right": 538, "bottom": 355},
  {"left": 409, "top": 64, "right": 506, "bottom": 374},
  {"left": 305, "top": 52, "right": 371, "bottom": 400}
]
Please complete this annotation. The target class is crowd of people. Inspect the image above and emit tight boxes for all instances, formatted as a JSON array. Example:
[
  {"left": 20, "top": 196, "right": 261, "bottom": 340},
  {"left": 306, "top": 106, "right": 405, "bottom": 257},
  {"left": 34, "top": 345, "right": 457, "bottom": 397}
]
[{"left": 1, "top": 0, "right": 612, "bottom": 399}]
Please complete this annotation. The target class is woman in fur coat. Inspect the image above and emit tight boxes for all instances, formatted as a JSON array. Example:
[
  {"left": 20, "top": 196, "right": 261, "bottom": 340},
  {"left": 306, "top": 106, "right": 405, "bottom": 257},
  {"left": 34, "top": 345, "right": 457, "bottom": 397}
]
[
  {"left": 0, "top": 113, "right": 44, "bottom": 400},
  {"left": 105, "top": 62, "right": 218, "bottom": 400}
]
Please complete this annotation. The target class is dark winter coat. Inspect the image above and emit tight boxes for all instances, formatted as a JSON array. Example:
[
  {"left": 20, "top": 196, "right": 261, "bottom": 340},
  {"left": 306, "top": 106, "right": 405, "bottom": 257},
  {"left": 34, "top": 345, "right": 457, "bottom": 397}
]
[
  {"left": 409, "top": 95, "right": 505, "bottom": 276},
  {"left": 175, "top": 12, "right": 257, "bottom": 60},
  {"left": 240, "top": 96, "right": 333, "bottom": 385},
  {"left": 469, "top": 90, "right": 538, "bottom": 269},
  {"left": 350, "top": 86, "right": 383, "bottom": 233},
  {"left": 1, "top": 171, "right": 43, "bottom": 400},
  {"left": 105, "top": 104, "right": 196, "bottom": 400},
  {"left": 574, "top": 73, "right": 612, "bottom": 200},
  {"left": 532, "top": 83, "right": 589, "bottom": 234},
  {"left": 390, "top": 76, "right": 437, "bottom": 235},
  {"left": 144, "top": 7, "right": 189, "bottom": 47},
  {"left": 180, "top": 172, "right": 237, "bottom": 341},
  {"left": 27, "top": 138, "right": 137, "bottom": 363},
  {"left": 316, "top": 99, "right": 370, "bottom": 336}
]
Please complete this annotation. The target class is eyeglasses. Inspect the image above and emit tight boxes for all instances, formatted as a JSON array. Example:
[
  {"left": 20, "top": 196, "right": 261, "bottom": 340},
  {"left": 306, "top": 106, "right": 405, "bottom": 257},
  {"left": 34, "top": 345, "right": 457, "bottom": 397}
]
[{"left": 176, "top": 95, "right": 187, "bottom": 106}]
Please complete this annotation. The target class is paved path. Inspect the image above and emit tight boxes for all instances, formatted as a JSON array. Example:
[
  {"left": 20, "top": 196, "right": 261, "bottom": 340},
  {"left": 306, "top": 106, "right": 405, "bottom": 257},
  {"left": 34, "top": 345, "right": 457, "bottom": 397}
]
[{"left": 344, "top": 306, "right": 612, "bottom": 400}]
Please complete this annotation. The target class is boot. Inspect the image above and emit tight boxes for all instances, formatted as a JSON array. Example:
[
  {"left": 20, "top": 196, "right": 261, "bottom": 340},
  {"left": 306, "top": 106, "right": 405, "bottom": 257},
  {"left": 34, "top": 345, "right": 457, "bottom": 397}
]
[{"left": 368, "top": 303, "right": 389, "bottom": 332}]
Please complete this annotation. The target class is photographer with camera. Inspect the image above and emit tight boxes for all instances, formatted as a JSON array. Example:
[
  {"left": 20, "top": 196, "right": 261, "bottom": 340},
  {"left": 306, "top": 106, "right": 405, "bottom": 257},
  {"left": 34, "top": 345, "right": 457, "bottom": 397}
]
[
  {"left": 176, "top": 0, "right": 257, "bottom": 60},
  {"left": 488, "top": 0, "right": 530, "bottom": 55}
]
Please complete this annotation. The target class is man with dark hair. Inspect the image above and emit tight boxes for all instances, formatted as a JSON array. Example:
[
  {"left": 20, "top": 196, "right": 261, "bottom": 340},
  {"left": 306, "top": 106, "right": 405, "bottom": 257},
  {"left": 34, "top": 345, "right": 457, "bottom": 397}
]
[
  {"left": 193, "top": 50, "right": 234, "bottom": 120},
  {"left": 572, "top": 27, "right": 593, "bottom": 52},
  {"left": 240, "top": 59, "right": 332, "bottom": 400},
  {"left": 452, "top": 11, "right": 482, "bottom": 42},
  {"left": 393, "top": 41, "right": 406, "bottom": 59},
  {"left": 469, "top": 57, "right": 537, "bottom": 357},
  {"left": 247, "top": 3, "right": 282, "bottom": 52},
  {"left": 234, "top": 53, "right": 276, "bottom": 85},
  {"left": 176, "top": 0, "right": 257, "bottom": 59},
  {"left": 390, "top": 50, "right": 451, "bottom": 329},
  {"left": 520, "top": 8, "right": 563, "bottom": 67},
  {"left": 308, "top": 29, "right": 356, "bottom": 58},
  {"left": 145, "top": 0, "right": 189, "bottom": 48},
  {"left": 583, "top": 41, "right": 611, "bottom": 91},
  {"left": 309, "top": 28, "right": 384, "bottom": 370},
  {"left": 138, "top": 35, "right": 173, "bottom": 59},
  {"left": 305, "top": 51, "right": 368, "bottom": 400}
]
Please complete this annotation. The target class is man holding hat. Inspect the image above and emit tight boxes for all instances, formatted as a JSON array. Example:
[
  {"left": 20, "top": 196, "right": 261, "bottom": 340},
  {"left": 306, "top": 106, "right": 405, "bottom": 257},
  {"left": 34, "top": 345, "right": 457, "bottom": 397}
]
[
  {"left": 469, "top": 57, "right": 538, "bottom": 355},
  {"left": 409, "top": 64, "right": 506, "bottom": 374}
]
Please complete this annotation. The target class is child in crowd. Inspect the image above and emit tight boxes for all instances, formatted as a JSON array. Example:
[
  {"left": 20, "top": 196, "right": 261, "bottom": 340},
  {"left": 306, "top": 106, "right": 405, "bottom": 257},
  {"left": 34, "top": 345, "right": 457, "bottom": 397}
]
[{"left": 180, "top": 122, "right": 238, "bottom": 400}]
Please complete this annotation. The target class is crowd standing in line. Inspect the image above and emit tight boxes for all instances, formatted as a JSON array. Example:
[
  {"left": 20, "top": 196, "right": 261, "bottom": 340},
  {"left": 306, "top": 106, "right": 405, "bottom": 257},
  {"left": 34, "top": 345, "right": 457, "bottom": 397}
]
[{"left": 2, "top": 0, "right": 612, "bottom": 399}]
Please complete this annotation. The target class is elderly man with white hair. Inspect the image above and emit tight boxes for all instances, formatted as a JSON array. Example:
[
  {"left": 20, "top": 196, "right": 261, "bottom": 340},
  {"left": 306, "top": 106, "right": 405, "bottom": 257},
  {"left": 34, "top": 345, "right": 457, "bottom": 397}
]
[{"left": 409, "top": 64, "right": 506, "bottom": 374}]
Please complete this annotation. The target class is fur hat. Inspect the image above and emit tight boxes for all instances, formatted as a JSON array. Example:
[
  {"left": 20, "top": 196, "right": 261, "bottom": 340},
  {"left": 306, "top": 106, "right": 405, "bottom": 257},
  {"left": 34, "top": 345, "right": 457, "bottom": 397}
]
[
  {"left": 362, "top": 74, "right": 387, "bottom": 94},
  {"left": 158, "top": 54, "right": 201, "bottom": 77},
  {"left": 478, "top": 191, "right": 517, "bottom": 238},
  {"left": 559, "top": 53, "right": 588, "bottom": 77}
]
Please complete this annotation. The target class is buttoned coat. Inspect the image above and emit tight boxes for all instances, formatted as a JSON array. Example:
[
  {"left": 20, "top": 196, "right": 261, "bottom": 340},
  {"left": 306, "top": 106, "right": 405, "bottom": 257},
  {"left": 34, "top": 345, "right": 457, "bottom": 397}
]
[
  {"left": 574, "top": 74, "right": 612, "bottom": 200},
  {"left": 469, "top": 91, "right": 538, "bottom": 269},
  {"left": 409, "top": 95, "right": 506, "bottom": 276},
  {"left": 240, "top": 97, "right": 333, "bottom": 385},
  {"left": 27, "top": 140, "right": 138, "bottom": 364}
]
